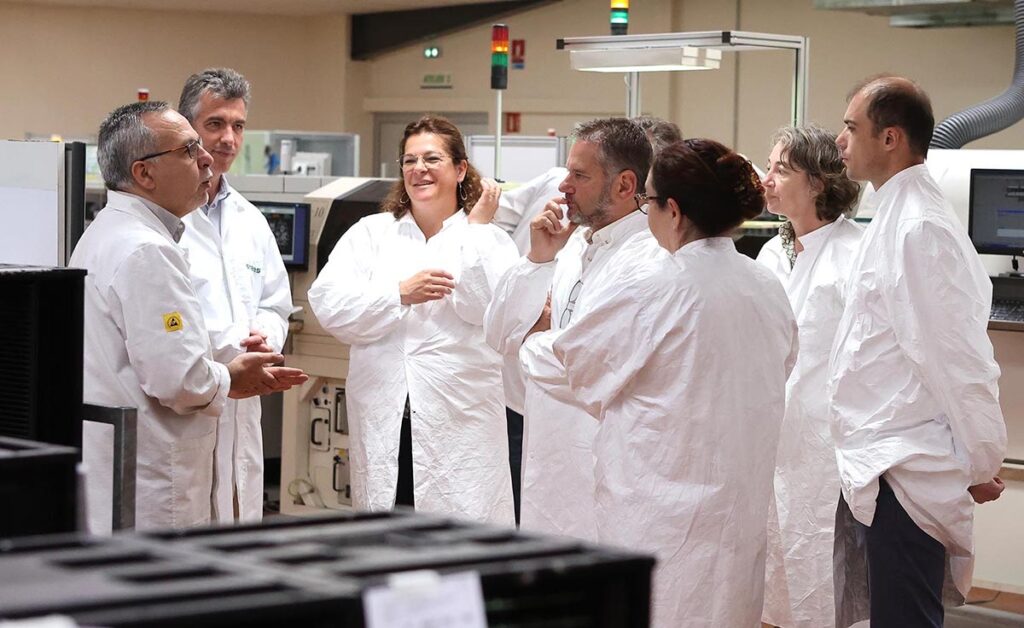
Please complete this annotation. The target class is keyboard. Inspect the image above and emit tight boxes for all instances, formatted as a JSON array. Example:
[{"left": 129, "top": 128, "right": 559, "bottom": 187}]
[{"left": 991, "top": 297, "right": 1024, "bottom": 322}]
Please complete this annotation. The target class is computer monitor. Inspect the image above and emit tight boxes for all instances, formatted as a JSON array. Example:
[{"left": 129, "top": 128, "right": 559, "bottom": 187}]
[
  {"left": 969, "top": 168, "right": 1024, "bottom": 256},
  {"left": 256, "top": 201, "right": 310, "bottom": 270}
]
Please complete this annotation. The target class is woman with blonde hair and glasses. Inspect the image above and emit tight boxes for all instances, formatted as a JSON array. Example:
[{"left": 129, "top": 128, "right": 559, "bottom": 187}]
[
  {"left": 756, "top": 124, "right": 862, "bottom": 628},
  {"left": 309, "top": 115, "right": 519, "bottom": 524}
]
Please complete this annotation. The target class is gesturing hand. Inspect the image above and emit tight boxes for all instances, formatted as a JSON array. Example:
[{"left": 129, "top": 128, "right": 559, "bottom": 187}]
[
  {"left": 468, "top": 178, "right": 502, "bottom": 224},
  {"left": 227, "top": 352, "right": 308, "bottom": 399},
  {"left": 400, "top": 269, "right": 456, "bottom": 305},
  {"left": 528, "top": 197, "right": 578, "bottom": 264}
]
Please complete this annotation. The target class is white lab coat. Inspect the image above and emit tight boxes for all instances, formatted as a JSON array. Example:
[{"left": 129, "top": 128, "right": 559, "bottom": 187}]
[
  {"left": 308, "top": 210, "right": 519, "bottom": 524},
  {"left": 180, "top": 178, "right": 292, "bottom": 523},
  {"left": 490, "top": 166, "right": 566, "bottom": 413},
  {"left": 756, "top": 215, "right": 864, "bottom": 628},
  {"left": 550, "top": 237, "right": 798, "bottom": 628},
  {"left": 485, "top": 211, "right": 650, "bottom": 541},
  {"left": 70, "top": 191, "right": 229, "bottom": 532},
  {"left": 828, "top": 164, "right": 1006, "bottom": 620}
]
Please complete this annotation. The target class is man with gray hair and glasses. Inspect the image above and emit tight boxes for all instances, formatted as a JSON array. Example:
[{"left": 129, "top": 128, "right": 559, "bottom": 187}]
[
  {"left": 70, "top": 101, "right": 306, "bottom": 533},
  {"left": 484, "top": 117, "right": 653, "bottom": 539},
  {"left": 177, "top": 68, "right": 293, "bottom": 523}
]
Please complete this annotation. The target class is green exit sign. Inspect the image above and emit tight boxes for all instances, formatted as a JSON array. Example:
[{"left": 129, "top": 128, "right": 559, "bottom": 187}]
[{"left": 420, "top": 73, "right": 453, "bottom": 89}]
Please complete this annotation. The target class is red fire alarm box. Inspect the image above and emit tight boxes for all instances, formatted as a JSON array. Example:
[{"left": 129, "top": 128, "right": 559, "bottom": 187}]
[
  {"left": 504, "top": 112, "right": 522, "bottom": 133},
  {"left": 511, "top": 39, "right": 525, "bottom": 69}
]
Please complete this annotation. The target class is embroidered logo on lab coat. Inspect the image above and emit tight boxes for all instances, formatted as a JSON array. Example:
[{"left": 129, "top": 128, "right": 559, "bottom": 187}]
[
  {"left": 246, "top": 263, "right": 262, "bottom": 274},
  {"left": 163, "top": 312, "right": 184, "bottom": 332}
]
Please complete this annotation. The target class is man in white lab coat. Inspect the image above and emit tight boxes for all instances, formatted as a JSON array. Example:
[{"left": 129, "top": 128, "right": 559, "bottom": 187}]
[
  {"left": 489, "top": 118, "right": 680, "bottom": 527},
  {"left": 484, "top": 117, "right": 654, "bottom": 540},
  {"left": 830, "top": 76, "right": 1007, "bottom": 627},
  {"left": 176, "top": 68, "right": 293, "bottom": 523},
  {"left": 72, "top": 101, "right": 306, "bottom": 532}
]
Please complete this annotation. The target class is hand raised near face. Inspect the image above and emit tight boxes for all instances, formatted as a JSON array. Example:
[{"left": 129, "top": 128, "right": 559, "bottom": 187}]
[
  {"left": 528, "top": 197, "right": 578, "bottom": 264},
  {"left": 467, "top": 178, "right": 502, "bottom": 225}
]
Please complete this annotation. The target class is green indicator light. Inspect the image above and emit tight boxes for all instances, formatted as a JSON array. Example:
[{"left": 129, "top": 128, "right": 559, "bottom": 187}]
[
  {"left": 491, "top": 52, "right": 509, "bottom": 67},
  {"left": 610, "top": 9, "right": 628, "bottom": 23}
]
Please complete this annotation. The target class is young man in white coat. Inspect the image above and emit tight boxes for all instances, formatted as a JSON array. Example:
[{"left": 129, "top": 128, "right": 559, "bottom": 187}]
[
  {"left": 484, "top": 118, "right": 654, "bottom": 540},
  {"left": 177, "top": 68, "right": 293, "bottom": 523},
  {"left": 830, "top": 76, "right": 1007, "bottom": 627},
  {"left": 72, "top": 101, "right": 306, "bottom": 532}
]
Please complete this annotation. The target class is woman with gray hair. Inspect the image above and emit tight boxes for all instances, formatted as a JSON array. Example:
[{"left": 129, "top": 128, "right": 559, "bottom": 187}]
[{"left": 756, "top": 124, "right": 862, "bottom": 628}]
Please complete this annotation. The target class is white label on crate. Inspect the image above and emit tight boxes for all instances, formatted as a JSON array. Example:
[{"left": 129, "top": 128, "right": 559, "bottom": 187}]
[{"left": 363, "top": 570, "right": 487, "bottom": 628}]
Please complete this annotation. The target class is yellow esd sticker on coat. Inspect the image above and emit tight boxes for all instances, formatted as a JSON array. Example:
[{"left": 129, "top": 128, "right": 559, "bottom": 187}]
[{"left": 163, "top": 312, "right": 184, "bottom": 332}]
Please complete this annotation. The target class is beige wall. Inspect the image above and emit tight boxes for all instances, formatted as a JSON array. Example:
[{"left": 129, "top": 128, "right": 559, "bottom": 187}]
[
  {"left": 358, "top": 0, "right": 672, "bottom": 139},
  {"left": 1, "top": 0, "right": 1022, "bottom": 171},
  {"left": 674, "top": 0, "right": 1023, "bottom": 161},
  {"left": 360, "top": 0, "right": 1024, "bottom": 172},
  {"left": 0, "top": 2, "right": 352, "bottom": 141}
]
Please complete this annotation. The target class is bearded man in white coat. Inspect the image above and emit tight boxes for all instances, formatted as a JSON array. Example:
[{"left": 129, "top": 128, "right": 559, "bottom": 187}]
[
  {"left": 72, "top": 101, "right": 306, "bottom": 532},
  {"left": 483, "top": 118, "right": 654, "bottom": 540},
  {"left": 488, "top": 117, "right": 680, "bottom": 527},
  {"left": 830, "top": 76, "right": 1007, "bottom": 627},
  {"left": 177, "top": 68, "right": 293, "bottom": 523}
]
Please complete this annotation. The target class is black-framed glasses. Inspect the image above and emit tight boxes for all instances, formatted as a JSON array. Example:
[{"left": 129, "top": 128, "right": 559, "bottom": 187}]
[
  {"left": 635, "top": 192, "right": 664, "bottom": 215},
  {"left": 398, "top": 153, "right": 451, "bottom": 172},
  {"left": 137, "top": 137, "right": 202, "bottom": 162},
  {"left": 559, "top": 279, "right": 584, "bottom": 328}
]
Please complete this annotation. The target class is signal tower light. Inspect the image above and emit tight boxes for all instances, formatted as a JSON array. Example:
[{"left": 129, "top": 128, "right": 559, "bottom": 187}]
[
  {"left": 491, "top": 24, "right": 509, "bottom": 90},
  {"left": 611, "top": 0, "right": 629, "bottom": 36}
]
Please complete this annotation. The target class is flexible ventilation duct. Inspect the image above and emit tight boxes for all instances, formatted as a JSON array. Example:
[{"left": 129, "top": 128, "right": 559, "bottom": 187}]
[{"left": 931, "top": 0, "right": 1024, "bottom": 148}]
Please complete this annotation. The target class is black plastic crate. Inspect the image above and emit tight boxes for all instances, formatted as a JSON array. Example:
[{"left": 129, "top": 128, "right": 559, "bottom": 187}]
[
  {"left": 0, "top": 265, "right": 85, "bottom": 458},
  {"left": 0, "top": 435, "right": 78, "bottom": 537},
  {"left": 0, "top": 511, "right": 653, "bottom": 627},
  {"left": 0, "top": 533, "right": 356, "bottom": 627},
  {"left": 147, "top": 510, "right": 654, "bottom": 627}
]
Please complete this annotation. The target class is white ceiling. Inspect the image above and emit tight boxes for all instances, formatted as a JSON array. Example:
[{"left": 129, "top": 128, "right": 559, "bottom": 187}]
[{"left": 4, "top": 0, "right": 514, "bottom": 16}]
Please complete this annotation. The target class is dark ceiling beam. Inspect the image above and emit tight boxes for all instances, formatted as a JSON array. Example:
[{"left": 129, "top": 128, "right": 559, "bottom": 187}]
[{"left": 351, "top": 0, "right": 559, "bottom": 61}]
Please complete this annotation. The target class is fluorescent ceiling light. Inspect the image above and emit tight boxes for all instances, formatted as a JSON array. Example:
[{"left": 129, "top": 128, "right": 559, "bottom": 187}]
[{"left": 570, "top": 46, "right": 722, "bottom": 73}]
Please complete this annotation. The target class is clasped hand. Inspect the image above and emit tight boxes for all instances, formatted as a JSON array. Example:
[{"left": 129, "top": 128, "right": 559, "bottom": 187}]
[{"left": 400, "top": 269, "right": 455, "bottom": 305}]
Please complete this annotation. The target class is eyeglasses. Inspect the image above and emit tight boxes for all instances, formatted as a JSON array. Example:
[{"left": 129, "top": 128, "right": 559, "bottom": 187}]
[
  {"left": 398, "top": 153, "right": 451, "bottom": 172},
  {"left": 635, "top": 192, "right": 664, "bottom": 215},
  {"left": 137, "top": 137, "right": 203, "bottom": 162},
  {"left": 559, "top": 279, "right": 584, "bottom": 328}
]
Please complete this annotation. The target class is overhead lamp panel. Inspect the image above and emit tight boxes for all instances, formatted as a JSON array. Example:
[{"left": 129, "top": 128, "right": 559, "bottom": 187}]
[{"left": 570, "top": 46, "right": 722, "bottom": 73}]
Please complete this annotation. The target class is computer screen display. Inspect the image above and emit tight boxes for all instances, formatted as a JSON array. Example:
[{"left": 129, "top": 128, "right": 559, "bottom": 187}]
[
  {"left": 255, "top": 202, "right": 310, "bottom": 269},
  {"left": 969, "top": 169, "right": 1024, "bottom": 256}
]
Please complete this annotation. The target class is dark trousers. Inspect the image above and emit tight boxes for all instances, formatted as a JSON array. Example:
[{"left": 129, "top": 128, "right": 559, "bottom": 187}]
[
  {"left": 395, "top": 397, "right": 414, "bottom": 508},
  {"left": 865, "top": 478, "right": 945, "bottom": 627},
  {"left": 506, "top": 407, "right": 523, "bottom": 527},
  {"left": 395, "top": 399, "right": 522, "bottom": 521}
]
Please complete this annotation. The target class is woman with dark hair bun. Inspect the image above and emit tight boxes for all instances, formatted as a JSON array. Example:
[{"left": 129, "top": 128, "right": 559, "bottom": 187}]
[
  {"left": 308, "top": 115, "right": 519, "bottom": 525},
  {"left": 756, "top": 125, "right": 863, "bottom": 628},
  {"left": 550, "top": 138, "right": 799, "bottom": 627}
]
